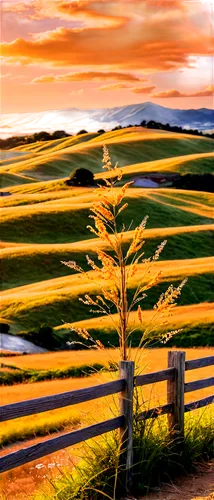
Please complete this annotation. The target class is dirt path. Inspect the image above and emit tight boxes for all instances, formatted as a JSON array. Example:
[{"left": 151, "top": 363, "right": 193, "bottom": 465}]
[{"left": 138, "top": 461, "right": 214, "bottom": 500}]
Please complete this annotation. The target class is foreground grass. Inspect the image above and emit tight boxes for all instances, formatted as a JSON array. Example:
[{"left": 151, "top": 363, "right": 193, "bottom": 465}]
[{"left": 30, "top": 409, "right": 213, "bottom": 500}]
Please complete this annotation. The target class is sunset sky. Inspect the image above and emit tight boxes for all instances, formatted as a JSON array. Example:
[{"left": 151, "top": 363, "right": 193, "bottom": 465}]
[{"left": 1, "top": 0, "right": 214, "bottom": 113}]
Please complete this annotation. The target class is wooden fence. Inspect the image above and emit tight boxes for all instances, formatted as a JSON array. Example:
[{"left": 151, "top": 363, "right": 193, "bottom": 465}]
[{"left": 0, "top": 351, "right": 213, "bottom": 493}]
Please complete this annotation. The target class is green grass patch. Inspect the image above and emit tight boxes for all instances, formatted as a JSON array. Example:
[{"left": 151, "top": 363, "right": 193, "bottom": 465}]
[
  {"left": 1, "top": 273, "right": 213, "bottom": 334},
  {"left": 1, "top": 229, "right": 213, "bottom": 290},
  {"left": 1, "top": 194, "right": 212, "bottom": 244},
  {"left": 0, "top": 362, "right": 111, "bottom": 386},
  {"left": 0, "top": 172, "right": 34, "bottom": 188}
]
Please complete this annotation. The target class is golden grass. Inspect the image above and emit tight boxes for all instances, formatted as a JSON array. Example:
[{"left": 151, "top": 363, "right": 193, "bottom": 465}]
[
  {"left": 58, "top": 302, "right": 214, "bottom": 335},
  {"left": 1, "top": 187, "right": 213, "bottom": 222},
  {"left": 1, "top": 256, "right": 213, "bottom": 300},
  {"left": 96, "top": 151, "right": 214, "bottom": 179},
  {"left": 1, "top": 223, "right": 212, "bottom": 258}
]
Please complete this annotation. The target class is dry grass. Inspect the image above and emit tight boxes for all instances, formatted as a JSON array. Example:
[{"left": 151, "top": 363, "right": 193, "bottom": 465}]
[
  {"left": 0, "top": 223, "right": 212, "bottom": 259},
  {"left": 1, "top": 256, "right": 213, "bottom": 299},
  {"left": 57, "top": 301, "right": 214, "bottom": 334}
]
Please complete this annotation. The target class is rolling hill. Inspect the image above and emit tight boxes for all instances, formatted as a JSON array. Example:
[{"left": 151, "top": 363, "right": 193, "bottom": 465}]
[{"left": 0, "top": 127, "right": 213, "bottom": 347}]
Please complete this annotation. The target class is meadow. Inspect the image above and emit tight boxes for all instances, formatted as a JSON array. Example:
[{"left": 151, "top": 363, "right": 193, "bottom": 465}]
[{"left": 0, "top": 126, "right": 213, "bottom": 497}]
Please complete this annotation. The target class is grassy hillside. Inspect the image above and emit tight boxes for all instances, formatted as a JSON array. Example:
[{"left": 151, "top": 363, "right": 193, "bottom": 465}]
[
  {"left": 3, "top": 128, "right": 213, "bottom": 181},
  {"left": 0, "top": 171, "right": 35, "bottom": 189},
  {"left": 0, "top": 127, "right": 213, "bottom": 346},
  {"left": 1, "top": 225, "right": 213, "bottom": 290},
  {"left": 1, "top": 188, "right": 213, "bottom": 244}
]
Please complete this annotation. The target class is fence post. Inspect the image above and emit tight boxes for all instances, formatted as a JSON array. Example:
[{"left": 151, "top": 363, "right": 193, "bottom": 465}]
[
  {"left": 167, "top": 351, "right": 185, "bottom": 450},
  {"left": 119, "top": 360, "right": 135, "bottom": 494}
]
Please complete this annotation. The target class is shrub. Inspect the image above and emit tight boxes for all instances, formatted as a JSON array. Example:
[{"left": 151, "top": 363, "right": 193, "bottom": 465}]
[
  {"left": 66, "top": 168, "right": 94, "bottom": 187},
  {"left": 0, "top": 322, "right": 10, "bottom": 334}
]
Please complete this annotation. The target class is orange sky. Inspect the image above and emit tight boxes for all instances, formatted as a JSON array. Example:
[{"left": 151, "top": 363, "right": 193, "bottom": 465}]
[{"left": 1, "top": 0, "right": 214, "bottom": 113}]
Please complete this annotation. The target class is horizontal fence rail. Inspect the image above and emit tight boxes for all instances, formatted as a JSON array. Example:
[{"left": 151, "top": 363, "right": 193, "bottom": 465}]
[
  {"left": 185, "top": 376, "right": 214, "bottom": 393},
  {"left": 137, "top": 402, "right": 173, "bottom": 421},
  {"left": 0, "top": 379, "right": 125, "bottom": 423},
  {"left": 0, "top": 353, "right": 213, "bottom": 483},
  {"left": 185, "top": 395, "right": 214, "bottom": 413},
  {"left": 185, "top": 356, "right": 214, "bottom": 371},
  {"left": 0, "top": 416, "right": 124, "bottom": 474},
  {"left": 135, "top": 367, "right": 175, "bottom": 387}
]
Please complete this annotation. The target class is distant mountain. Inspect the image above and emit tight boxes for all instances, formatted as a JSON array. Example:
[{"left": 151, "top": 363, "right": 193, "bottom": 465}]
[
  {"left": 1, "top": 101, "right": 214, "bottom": 139},
  {"left": 96, "top": 102, "right": 214, "bottom": 130}
]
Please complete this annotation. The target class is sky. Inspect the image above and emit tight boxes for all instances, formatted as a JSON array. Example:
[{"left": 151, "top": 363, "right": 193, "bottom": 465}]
[{"left": 1, "top": 0, "right": 214, "bottom": 113}]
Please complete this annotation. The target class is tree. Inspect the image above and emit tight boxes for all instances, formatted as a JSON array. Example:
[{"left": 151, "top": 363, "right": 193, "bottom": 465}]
[
  {"left": 77, "top": 129, "right": 88, "bottom": 135},
  {"left": 66, "top": 168, "right": 94, "bottom": 186},
  {"left": 51, "top": 130, "right": 70, "bottom": 139}
]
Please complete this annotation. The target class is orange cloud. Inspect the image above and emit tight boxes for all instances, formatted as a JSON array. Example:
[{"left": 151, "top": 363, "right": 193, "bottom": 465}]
[
  {"left": 98, "top": 83, "right": 130, "bottom": 91},
  {"left": 152, "top": 84, "right": 214, "bottom": 98},
  {"left": 132, "top": 85, "right": 156, "bottom": 94},
  {"left": 1, "top": 0, "right": 213, "bottom": 75},
  {"left": 32, "top": 71, "right": 143, "bottom": 84}
]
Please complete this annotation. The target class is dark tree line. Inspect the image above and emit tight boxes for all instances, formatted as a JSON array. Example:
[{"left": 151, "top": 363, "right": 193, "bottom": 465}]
[{"left": 111, "top": 121, "right": 214, "bottom": 138}]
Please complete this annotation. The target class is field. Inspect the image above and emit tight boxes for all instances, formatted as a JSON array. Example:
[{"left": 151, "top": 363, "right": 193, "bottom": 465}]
[
  {"left": 1, "top": 347, "right": 213, "bottom": 500},
  {"left": 0, "top": 127, "right": 213, "bottom": 497},
  {"left": 0, "top": 127, "right": 213, "bottom": 344}
]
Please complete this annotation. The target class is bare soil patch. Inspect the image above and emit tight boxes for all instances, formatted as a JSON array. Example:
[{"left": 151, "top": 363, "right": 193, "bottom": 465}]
[{"left": 139, "top": 460, "right": 214, "bottom": 500}]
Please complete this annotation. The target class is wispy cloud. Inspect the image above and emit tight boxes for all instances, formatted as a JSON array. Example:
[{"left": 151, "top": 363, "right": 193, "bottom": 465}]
[
  {"left": 0, "top": 73, "right": 12, "bottom": 79},
  {"left": 131, "top": 85, "right": 156, "bottom": 94},
  {"left": 69, "top": 89, "right": 83, "bottom": 95},
  {"left": 32, "top": 71, "right": 144, "bottom": 84},
  {"left": 98, "top": 83, "right": 130, "bottom": 91},
  {"left": 152, "top": 84, "right": 214, "bottom": 98}
]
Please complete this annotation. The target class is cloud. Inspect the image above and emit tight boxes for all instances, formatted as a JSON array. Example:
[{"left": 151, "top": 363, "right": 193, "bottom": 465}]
[
  {"left": 131, "top": 85, "right": 156, "bottom": 94},
  {"left": 69, "top": 89, "right": 83, "bottom": 95},
  {"left": 32, "top": 71, "right": 144, "bottom": 84},
  {"left": 1, "top": 0, "right": 213, "bottom": 74},
  {"left": 152, "top": 84, "right": 214, "bottom": 98},
  {"left": 0, "top": 73, "right": 12, "bottom": 79},
  {"left": 98, "top": 83, "right": 130, "bottom": 91}
]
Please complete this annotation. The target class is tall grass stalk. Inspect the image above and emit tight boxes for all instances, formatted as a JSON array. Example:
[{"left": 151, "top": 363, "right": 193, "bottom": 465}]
[{"left": 62, "top": 146, "right": 186, "bottom": 361}]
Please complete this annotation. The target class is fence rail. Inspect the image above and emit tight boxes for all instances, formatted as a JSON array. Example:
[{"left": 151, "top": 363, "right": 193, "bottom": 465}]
[{"left": 0, "top": 352, "right": 213, "bottom": 493}]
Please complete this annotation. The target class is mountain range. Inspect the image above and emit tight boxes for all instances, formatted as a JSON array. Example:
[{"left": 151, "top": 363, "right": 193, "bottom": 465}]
[{"left": 1, "top": 102, "right": 214, "bottom": 139}]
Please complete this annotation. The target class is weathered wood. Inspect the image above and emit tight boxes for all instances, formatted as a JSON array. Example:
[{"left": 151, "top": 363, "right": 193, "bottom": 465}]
[
  {"left": 119, "top": 360, "right": 135, "bottom": 494},
  {"left": 0, "top": 416, "right": 124, "bottom": 474},
  {"left": 137, "top": 403, "right": 173, "bottom": 421},
  {"left": 167, "top": 351, "right": 185, "bottom": 444},
  {"left": 184, "top": 395, "right": 214, "bottom": 413},
  {"left": 0, "top": 379, "right": 125, "bottom": 423},
  {"left": 185, "top": 356, "right": 214, "bottom": 371},
  {"left": 185, "top": 377, "right": 214, "bottom": 393},
  {"left": 135, "top": 368, "right": 175, "bottom": 387}
]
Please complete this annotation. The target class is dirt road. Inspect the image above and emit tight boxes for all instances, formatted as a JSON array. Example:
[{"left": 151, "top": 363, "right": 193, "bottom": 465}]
[{"left": 138, "top": 460, "right": 214, "bottom": 500}]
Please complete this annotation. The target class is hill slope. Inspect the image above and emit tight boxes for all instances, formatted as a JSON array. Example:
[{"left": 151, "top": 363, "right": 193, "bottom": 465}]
[{"left": 0, "top": 127, "right": 213, "bottom": 347}]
